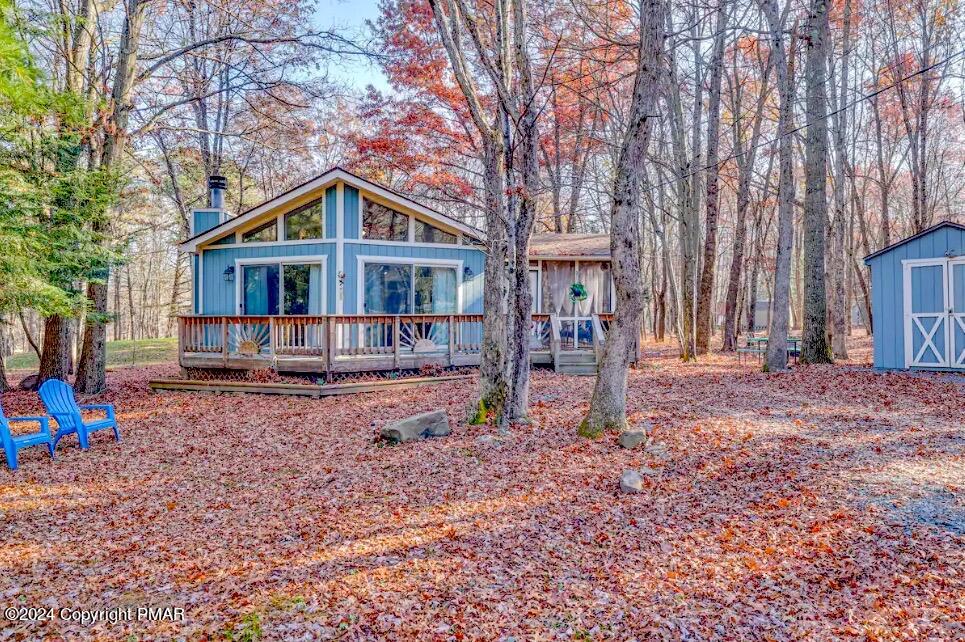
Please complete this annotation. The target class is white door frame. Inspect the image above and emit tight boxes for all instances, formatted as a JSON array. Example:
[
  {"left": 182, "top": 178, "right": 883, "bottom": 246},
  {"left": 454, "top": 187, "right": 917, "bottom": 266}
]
[
  {"left": 903, "top": 258, "right": 950, "bottom": 368},
  {"left": 949, "top": 258, "right": 965, "bottom": 369}
]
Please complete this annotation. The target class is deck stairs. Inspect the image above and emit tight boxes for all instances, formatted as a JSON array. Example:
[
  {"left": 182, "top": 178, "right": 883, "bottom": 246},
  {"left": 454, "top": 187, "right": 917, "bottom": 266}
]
[{"left": 555, "top": 350, "right": 598, "bottom": 376}]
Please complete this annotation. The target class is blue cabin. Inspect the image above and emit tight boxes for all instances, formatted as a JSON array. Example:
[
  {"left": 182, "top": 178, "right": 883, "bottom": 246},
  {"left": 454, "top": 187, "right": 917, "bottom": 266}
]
[
  {"left": 178, "top": 167, "right": 615, "bottom": 375},
  {"left": 863, "top": 221, "right": 965, "bottom": 371}
]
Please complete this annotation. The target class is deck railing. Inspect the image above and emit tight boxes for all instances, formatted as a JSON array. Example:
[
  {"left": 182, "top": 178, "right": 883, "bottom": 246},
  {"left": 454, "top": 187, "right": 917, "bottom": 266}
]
[{"left": 178, "top": 313, "right": 611, "bottom": 373}]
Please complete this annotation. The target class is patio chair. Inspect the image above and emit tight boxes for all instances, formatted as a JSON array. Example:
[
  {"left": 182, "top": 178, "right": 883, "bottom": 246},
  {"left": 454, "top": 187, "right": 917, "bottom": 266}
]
[
  {"left": 1, "top": 401, "right": 55, "bottom": 470},
  {"left": 38, "top": 379, "right": 121, "bottom": 450}
]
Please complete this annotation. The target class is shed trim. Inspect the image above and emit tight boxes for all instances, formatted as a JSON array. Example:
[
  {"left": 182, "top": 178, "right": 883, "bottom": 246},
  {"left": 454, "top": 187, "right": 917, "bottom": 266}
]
[{"left": 863, "top": 221, "right": 965, "bottom": 264}]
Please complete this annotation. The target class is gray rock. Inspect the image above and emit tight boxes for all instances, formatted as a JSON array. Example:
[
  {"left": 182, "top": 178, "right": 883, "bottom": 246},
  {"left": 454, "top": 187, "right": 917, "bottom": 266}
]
[
  {"left": 619, "top": 470, "right": 644, "bottom": 493},
  {"left": 17, "top": 374, "right": 39, "bottom": 391},
  {"left": 476, "top": 434, "right": 505, "bottom": 448},
  {"left": 618, "top": 430, "right": 648, "bottom": 449},
  {"left": 379, "top": 410, "right": 451, "bottom": 444}
]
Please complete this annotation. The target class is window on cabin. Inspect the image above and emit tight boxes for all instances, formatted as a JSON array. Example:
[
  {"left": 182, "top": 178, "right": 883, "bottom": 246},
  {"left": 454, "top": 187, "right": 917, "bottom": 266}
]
[
  {"left": 362, "top": 198, "right": 408, "bottom": 241},
  {"left": 241, "top": 219, "right": 277, "bottom": 243},
  {"left": 363, "top": 263, "right": 459, "bottom": 314},
  {"left": 414, "top": 266, "right": 457, "bottom": 313},
  {"left": 414, "top": 219, "right": 457, "bottom": 244},
  {"left": 285, "top": 200, "right": 323, "bottom": 240},
  {"left": 364, "top": 263, "right": 412, "bottom": 314}
]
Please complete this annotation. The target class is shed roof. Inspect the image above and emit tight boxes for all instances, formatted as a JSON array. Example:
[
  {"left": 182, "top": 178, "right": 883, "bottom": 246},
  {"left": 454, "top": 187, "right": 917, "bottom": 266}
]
[
  {"left": 863, "top": 220, "right": 965, "bottom": 264},
  {"left": 529, "top": 233, "right": 610, "bottom": 258}
]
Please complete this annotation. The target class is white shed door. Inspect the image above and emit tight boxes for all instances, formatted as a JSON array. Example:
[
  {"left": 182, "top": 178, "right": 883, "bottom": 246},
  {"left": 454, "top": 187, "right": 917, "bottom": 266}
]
[
  {"left": 950, "top": 259, "right": 965, "bottom": 369},
  {"left": 904, "top": 260, "right": 949, "bottom": 368}
]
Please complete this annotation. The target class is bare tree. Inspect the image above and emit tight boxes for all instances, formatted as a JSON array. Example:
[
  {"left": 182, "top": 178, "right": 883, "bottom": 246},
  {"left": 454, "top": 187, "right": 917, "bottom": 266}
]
[
  {"left": 761, "top": 0, "right": 798, "bottom": 372},
  {"left": 580, "top": 0, "right": 667, "bottom": 436},
  {"left": 800, "top": 0, "right": 832, "bottom": 364}
]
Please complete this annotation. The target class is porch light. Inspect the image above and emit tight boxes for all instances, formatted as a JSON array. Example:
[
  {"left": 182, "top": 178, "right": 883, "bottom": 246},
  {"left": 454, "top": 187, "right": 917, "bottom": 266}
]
[
  {"left": 223, "top": 266, "right": 235, "bottom": 282},
  {"left": 463, "top": 266, "right": 474, "bottom": 279}
]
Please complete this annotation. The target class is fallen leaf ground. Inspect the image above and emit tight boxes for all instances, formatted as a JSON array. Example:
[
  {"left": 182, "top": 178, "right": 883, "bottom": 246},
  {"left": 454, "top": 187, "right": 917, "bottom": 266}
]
[{"left": 1, "top": 336, "right": 962, "bottom": 640}]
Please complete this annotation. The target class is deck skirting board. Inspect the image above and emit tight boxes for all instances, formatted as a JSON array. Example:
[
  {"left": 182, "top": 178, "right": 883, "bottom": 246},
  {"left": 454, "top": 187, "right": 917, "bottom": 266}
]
[{"left": 149, "top": 374, "right": 475, "bottom": 397}]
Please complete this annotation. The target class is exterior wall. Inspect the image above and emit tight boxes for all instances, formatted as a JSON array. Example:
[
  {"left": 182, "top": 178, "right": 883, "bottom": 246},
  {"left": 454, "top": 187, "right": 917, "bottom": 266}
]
[
  {"left": 344, "top": 186, "right": 360, "bottom": 240},
  {"left": 199, "top": 243, "right": 336, "bottom": 315},
  {"left": 325, "top": 186, "right": 337, "bottom": 239},
  {"left": 192, "top": 209, "right": 222, "bottom": 236},
  {"left": 867, "top": 225, "right": 965, "bottom": 369}
]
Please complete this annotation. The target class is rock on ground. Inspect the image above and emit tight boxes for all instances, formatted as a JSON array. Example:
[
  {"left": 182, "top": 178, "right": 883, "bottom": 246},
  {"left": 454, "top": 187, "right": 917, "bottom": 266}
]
[
  {"left": 620, "top": 470, "right": 644, "bottom": 493},
  {"left": 618, "top": 430, "right": 648, "bottom": 449},
  {"left": 379, "top": 410, "right": 451, "bottom": 444}
]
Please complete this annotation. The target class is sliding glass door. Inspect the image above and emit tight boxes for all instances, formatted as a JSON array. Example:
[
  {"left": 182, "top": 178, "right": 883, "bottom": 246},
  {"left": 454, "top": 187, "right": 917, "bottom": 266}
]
[
  {"left": 240, "top": 262, "right": 323, "bottom": 315},
  {"left": 362, "top": 261, "right": 459, "bottom": 352},
  {"left": 363, "top": 262, "right": 458, "bottom": 314}
]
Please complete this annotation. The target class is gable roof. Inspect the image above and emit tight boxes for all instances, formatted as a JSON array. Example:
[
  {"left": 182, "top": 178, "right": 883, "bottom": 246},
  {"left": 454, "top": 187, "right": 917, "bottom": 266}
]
[
  {"left": 863, "top": 220, "right": 965, "bottom": 264},
  {"left": 529, "top": 233, "right": 610, "bottom": 258},
  {"left": 179, "top": 166, "right": 486, "bottom": 253}
]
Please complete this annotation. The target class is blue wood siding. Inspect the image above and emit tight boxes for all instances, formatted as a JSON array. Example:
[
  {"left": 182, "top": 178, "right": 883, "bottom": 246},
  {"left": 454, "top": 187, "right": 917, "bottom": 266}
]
[
  {"left": 866, "top": 225, "right": 965, "bottom": 369},
  {"left": 325, "top": 186, "right": 337, "bottom": 239},
  {"left": 193, "top": 209, "right": 221, "bottom": 236},
  {"left": 344, "top": 186, "right": 360, "bottom": 239},
  {"left": 200, "top": 243, "right": 336, "bottom": 314},
  {"left": 192, "top": 254, "right": 200, "bottom": 313},
  {"left": 342, "top": 243, "right": 485, "bottom": 314}
]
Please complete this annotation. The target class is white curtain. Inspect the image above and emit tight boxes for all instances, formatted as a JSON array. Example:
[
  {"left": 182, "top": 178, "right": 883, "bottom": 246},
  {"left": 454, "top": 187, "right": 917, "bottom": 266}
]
[
  {"left": 309, "top": 264, "right": 322, "bottom": 314},
  {"left": 545, "top": 261, "right": 574, "bottom": 316},
  {"left": 578, "top": 262, "right": 606, "bottom": 315}
]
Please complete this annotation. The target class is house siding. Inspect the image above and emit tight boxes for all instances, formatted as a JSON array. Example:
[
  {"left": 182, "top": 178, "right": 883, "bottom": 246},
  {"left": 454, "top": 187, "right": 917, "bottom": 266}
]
[
  {"left": 325, "top": 186, "right": 337, "bottom": 239},
  {"left": 866, "top": 225, "right": 965, "bottom": 369},
  {"left": 344, "top": 186, "right": 360, "bottom": 239},
  {"left": 200, "top": 243, "right": 337, "bottom": 315},
  {"left": 192, "top": 209, "right": 221, "bottom": 236}
]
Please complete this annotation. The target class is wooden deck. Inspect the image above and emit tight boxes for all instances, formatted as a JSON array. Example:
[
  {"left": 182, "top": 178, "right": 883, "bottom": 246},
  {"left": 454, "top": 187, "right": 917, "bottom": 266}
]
[{"left": 177, "top": 313, "right": 609, "bottom": 375}]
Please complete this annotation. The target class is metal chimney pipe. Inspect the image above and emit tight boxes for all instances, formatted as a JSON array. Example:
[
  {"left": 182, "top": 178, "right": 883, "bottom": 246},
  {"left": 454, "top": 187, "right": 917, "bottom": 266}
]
[{"left": 208, "top": 175, "right": 227, "bottom": 209}]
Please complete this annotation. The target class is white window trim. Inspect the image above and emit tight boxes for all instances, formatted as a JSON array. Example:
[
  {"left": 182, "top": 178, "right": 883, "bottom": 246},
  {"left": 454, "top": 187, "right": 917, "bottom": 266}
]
[
  {"left": 356, "top": 255, "right": 463, "bottom": 315},
  {"left": 234, "top": 255, "right": 328, "bottom": 316}
]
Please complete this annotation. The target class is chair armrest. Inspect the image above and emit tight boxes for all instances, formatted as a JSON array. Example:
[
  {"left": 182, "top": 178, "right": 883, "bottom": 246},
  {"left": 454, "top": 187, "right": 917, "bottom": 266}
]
[
  {"left": 79, "top": 404, "right": 115, "bottom": 419},
  {"left": 8, "top": 416, "right": 50, "bottom": 431}
]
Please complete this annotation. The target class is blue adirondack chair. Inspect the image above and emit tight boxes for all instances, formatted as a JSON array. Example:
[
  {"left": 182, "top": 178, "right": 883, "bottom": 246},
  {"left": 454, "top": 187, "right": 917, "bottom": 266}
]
[
  {"left": 38, "top": 379, "right": 120, "bottom": 450},
  {"left": 1, "top": 401, "right": 55, "bottom": 470}
]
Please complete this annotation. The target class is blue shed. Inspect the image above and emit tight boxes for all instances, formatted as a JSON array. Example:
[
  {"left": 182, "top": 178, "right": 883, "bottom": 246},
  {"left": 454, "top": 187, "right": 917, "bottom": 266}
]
[{"left": 863, "top": 221, "right": 965, "bottom": 370}]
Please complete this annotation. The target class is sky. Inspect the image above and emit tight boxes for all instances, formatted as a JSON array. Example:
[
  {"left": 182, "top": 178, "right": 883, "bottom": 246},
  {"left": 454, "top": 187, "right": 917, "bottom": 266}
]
[{"left": 313, "top": 0, "right": 393, "bottom": 94}]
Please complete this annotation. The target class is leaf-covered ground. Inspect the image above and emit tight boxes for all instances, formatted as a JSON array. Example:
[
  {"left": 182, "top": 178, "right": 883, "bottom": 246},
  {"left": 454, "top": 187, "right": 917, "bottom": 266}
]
[{"left": 1, "top": 337, "right": 962, "bottom": 640}]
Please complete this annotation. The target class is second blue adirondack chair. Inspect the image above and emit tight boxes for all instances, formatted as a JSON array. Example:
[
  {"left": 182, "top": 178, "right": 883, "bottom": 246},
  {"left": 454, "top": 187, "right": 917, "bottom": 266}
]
[
  {"left": 38, "top": 379, "right": 121, "bottom": 450},
  {"left": 1, "top": 401, "right": 55, "bottom": 470}
]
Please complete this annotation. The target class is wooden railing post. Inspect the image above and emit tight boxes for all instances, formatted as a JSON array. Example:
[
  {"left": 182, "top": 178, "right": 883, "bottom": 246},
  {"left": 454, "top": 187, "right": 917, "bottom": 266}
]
[
  {"left": 448, "top": 315, "right": 455, "bottom": 365},
  {"left": 393, "top": 316, "right": 401, "bottom": 369},
  {"left": 222, "top": 319, "right": 229, "bottom": 366},
  {"left": 549, "top": 313, "right": 561, "bottom": 372},
  {"left": 327, "top": 318, "right": 336, "bottom": 377}
]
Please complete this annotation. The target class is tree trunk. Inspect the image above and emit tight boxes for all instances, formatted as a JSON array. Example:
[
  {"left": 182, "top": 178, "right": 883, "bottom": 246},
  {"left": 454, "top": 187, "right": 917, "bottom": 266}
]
[
  {"left": 504, "top": 0, "right": 539, "bottom": 427},
  {"left": 38, "top": 316, "right": 72, "bottom": 385},
  {"left": 580, "top": 0, "right": 666, "bottom": 436},
  {"left": 800, "top": 0, "right": 832, "bottom": 364},
  {"left": 76, "top": 0, "right": 148, "bottom": 393},
  {"left": 828, "top": 0, "right": 851, "bottom": 359},
  {"left": 695, "top": 3, "right": 729, "bottom": 354},
  {"left": 760, "top": 1, "right": 798, "bottom": 371},
  {"left": 722, "top": 54, "right": 771, "bottom": 351}
]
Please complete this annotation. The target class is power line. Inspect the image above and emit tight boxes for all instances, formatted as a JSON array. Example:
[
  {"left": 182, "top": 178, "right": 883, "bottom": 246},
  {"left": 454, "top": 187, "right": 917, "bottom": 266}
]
[{"left": 647, "top": 47, "right": 965, "bottom": 193}]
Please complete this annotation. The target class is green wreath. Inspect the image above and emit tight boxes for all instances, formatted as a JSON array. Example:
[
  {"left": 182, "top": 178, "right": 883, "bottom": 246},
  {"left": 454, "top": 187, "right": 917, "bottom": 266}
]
[{"left": 569, "top": 282, "right": 588, "bottom": 303}]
